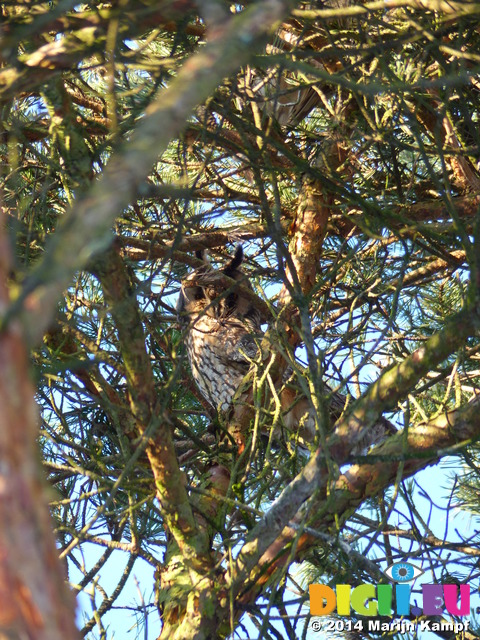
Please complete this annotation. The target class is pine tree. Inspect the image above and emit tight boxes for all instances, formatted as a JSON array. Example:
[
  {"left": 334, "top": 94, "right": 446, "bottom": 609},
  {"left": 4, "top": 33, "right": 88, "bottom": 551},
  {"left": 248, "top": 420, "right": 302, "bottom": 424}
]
[{"left": 1, "top": 1, "right": 480, "bottom": 638}]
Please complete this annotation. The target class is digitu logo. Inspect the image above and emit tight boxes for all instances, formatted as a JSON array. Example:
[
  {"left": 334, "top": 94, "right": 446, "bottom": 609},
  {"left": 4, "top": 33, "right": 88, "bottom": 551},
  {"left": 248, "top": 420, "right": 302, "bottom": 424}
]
[{"left": 309, "top": 562, "right": 471, "bottom": 617}]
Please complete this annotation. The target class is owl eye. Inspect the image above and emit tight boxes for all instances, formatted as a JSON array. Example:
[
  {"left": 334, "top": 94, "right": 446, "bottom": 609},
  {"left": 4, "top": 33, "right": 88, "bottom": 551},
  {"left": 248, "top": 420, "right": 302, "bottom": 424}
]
[
  {"left": 385, "top": 562, "right": 424, "bottom": 582},
  {"left": 225, "top": 292, "right": 238, "bottom": 308},
  {"left": 194, "top": 289, "right": 205, "bottom": 300}
]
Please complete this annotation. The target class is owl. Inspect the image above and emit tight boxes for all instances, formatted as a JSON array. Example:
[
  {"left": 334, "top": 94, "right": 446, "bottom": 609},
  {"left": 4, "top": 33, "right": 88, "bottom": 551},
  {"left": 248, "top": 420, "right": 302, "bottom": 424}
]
[
  {"left": 177, "top": 246, "right": 394, "bottom": 450},
  {"left": 177, "top": 246, "right": 263, "bottom": 413}
]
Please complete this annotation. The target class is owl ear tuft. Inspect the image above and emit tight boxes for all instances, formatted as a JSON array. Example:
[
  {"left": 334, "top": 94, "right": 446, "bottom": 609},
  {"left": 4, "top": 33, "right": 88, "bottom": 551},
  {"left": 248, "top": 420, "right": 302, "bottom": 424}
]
[{"left": 223, "top": 245, "right": 243, "bottom": 277}]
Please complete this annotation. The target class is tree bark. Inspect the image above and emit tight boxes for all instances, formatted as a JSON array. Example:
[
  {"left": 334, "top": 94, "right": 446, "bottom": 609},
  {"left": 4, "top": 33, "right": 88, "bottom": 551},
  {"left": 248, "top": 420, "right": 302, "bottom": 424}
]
[{"left": 0, "top": 211, "right": 79, "bottom": 640}]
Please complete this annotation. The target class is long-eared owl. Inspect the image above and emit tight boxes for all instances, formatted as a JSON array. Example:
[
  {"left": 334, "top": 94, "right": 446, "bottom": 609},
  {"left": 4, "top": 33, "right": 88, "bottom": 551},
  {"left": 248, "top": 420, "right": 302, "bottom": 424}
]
[
  {"left": 177, "top": 246, "right": 263, "bottom": 413},
  {"left": 177, "top": 246, "right": 395, "bottom": 451}
]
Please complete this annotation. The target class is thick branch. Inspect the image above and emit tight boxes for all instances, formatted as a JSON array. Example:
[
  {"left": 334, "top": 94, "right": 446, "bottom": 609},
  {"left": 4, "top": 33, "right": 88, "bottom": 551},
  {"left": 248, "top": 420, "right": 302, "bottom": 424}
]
[
  {"left": 241, "top": 392, "right": 480, "bottom": 610},
  {"left": 92, "top": 245, "right": 231, "bottom": 640},
  {"left": 91, "top": 244, "right": 209, "bottom": 564},
  {"left": 0, "top": 212, "right": 79, "bottom": 640},
  {"left": 228, "top": 305, "right": 480, "bottom": 593},
  {"left": 10, "top": 0, "right": 297, "bottom": 346}
]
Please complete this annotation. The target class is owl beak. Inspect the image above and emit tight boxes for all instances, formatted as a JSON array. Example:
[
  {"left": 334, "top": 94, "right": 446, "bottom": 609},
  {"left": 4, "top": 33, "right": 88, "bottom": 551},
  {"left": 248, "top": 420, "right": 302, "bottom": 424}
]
[{"left": 205, "top": 303, "right": 219, "bottom": 318}]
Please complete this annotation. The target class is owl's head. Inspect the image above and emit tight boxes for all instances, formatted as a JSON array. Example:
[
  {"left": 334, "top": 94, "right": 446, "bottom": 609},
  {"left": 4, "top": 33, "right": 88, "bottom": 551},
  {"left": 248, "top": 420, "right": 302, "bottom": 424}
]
[{"left": 177, "top": 245, "right": 262, "bottom": 329}]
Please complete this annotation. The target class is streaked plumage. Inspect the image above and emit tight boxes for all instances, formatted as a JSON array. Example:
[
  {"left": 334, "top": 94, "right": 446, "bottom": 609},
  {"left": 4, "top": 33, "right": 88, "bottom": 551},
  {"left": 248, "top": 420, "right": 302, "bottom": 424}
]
[{"left": 177, "top": 246, "right": 262, "bottom": 412}]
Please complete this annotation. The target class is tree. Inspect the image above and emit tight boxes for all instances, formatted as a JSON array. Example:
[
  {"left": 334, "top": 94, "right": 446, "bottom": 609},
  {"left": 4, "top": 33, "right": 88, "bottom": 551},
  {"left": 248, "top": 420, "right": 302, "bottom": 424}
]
[{"left": 1, "top": 0, "right": 480, "bottom": 638}]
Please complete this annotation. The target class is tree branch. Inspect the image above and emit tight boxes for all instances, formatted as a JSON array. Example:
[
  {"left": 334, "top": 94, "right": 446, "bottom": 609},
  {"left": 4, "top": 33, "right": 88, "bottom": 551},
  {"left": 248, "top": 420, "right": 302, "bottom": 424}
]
[
  {"left": 0, "top": 209, "right": 80, "bottom": 640},
  {"left": 228, "top": 305, "right": 480, "bottom": 595},
  {"left": 8, "top": 0, "right": 298, "bottom": 346}
]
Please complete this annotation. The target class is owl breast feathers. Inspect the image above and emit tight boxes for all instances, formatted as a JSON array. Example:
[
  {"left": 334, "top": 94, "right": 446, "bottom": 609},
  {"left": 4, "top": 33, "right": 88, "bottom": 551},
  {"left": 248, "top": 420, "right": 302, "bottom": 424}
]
[{"left": 177, "top": 246, "right": 263, "bottom": 412}]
